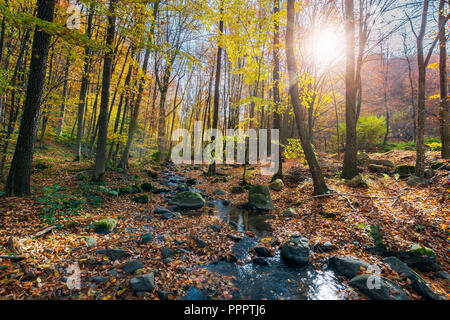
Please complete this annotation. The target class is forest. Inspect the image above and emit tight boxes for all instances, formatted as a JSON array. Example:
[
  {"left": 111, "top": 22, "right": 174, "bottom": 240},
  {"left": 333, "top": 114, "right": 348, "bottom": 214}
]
[{"left": 0, "top": 0, "right": 448, "bottom": 302}]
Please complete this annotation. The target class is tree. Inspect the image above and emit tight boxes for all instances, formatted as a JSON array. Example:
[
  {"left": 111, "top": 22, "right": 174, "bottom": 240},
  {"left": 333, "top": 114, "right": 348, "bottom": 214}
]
[
  {"left": 286, "top": 0, "right": 328, "bottom": 195},
  {"left": 439, "top": 0, "right": 449, "bottom": 159},
  {"left": 93, "top": 0, "right": 117, "bottom": 181},
  {"left": 342, "top": 0, "right": 358, "bottom": 179},
  {"left": 5, "top": 0, "right": 56, "bottom": 196}
]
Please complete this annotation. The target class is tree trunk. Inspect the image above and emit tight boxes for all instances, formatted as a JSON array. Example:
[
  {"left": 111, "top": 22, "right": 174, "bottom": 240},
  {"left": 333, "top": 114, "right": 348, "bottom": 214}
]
[
  {"left": 93, "top": 0, "right": 117, "bottom": 181},
  {"left": 271, "top": 0, "right": 282, "bottom": 181},
  {"left": 57, "top": 56, "right": 70, "bottom": 136},
  {"left": 286, "top": 0, "right": 327, "bottom": 195},
  {"left": 342, "top": 0, "right": 358, "bottom": 179},
  {"left": 75, "top": 4, "right": 94, "bottom": 160},
  {"left": 5, "top": 0, "right": 56, "bottom": 196},
  {"left": 439, "top": 0, "right": 449, "bottom": 159},
  {"left": 207, "top": 8, "right": 224, "bottom": 176}
]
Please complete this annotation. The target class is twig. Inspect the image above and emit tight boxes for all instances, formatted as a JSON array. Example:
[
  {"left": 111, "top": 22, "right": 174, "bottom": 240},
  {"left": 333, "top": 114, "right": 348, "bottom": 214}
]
[
  {"left": 390, "top": 193, "right": 404, "bottom": 207},
  {"left": 33, "top": 226, "right": 56, "bottom": 238},
  {"left": 0, "top": 255, "right": 26, "bottom": 261}
]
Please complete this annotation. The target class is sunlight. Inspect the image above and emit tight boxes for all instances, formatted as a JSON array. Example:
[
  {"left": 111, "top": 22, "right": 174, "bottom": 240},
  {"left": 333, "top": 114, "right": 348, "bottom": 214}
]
[{"left": 310, "top": 28, "right": 344, "bottom": 67}]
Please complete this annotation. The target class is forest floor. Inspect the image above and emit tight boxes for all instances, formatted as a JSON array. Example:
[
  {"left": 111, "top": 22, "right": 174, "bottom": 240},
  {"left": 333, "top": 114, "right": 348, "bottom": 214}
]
[{"left": 0, "top": 136, "right": 448, "bottom": 300}]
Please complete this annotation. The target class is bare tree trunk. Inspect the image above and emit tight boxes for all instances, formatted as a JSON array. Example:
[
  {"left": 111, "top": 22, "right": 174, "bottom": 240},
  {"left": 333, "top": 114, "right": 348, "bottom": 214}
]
[
  {"left": 207, "top": 7, "right": 224, "bottom": 176},
  {"left": 93, "top": 0, "right": 117, "bottom": 181},
  {"left": 439, "top": 0, "right": 449, "bottom": 159},
  {"left": 5, "top": 0, "right": 56, "bottom": 196},
  {"left": 75, "top": 4, "right": 94, "bottom": 160},
  {"left": 271, "top": 0, "right": 282, "bottom": 181},
  {"left": 342, "top": 0, "right": 358, "bottom": 179},
  {"left": 286, "top": 0, "right": 327, "bottom": 195},
  {"left": 57, "top": 56, "right": 70, "bottom": 136}
]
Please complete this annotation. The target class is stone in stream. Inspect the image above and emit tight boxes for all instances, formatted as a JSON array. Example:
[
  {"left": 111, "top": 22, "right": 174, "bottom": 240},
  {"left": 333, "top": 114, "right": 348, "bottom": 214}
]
[
  {"left": 253, "top": 246, "right": 272, "bottom": 257},
  {"left": 169, "top": 191, "right": 206, "bottom": 210},
  {"left": 222, "top": 199, "right": 229, "bottom": 206},
  {"left": 121, "top": 260, "right": 144, "bottom": 274},
  {"left": 92, "top": 276, "right": 109, "bottom": 283},
  {"left": 100, "top": 248, "right": 130, "bottom": 261},
  {"left": 194, "top": 238, "right": 208, "bottom": 248},
  {"left": 84, "top": 236, "right": 97, "bottom": 247},
  {"left": 154, "top": 206, "right": 172, "bottom": 214},
  {"left": 396, "top": 245, "right": 440, "bottom": 272},
  {"left": 161, "top": 247, "right": 174, "bottom": 259},
  {"left": 214, "top": 188, "right": 226, "bottom": 195},
  {"left": 348, "top": 274, "right": 409, "bottom": 300},
  {"left": 280, "top": 236, "right": 311, "bottom": 266},
  {"left": 269, "top": 179, "right": 284, "bottom": 191},
  {"left": 141, "top": 233, "right": 152, "bottom": 244},
  {"left": 130, "top": 273, "right": 155, "bottom": 292},
  {"left": 248, "top": 185, "right": 273, "bottom": 211},
  {"left": 253, "top": 257, "right": 270, "bottom": 266},
  {"left": 383, "top": 256, "right": 442, "bottom": 300},
  {"left": 328, "top": 256, "right": 369, "bottom": 279},
  {"left": 87, "top": 218, "right": 117, "bottom": 234},
  {"left": 227, "top": 234, "right": 243, "bottom": 242},
  {"left": 177, "top": 183, "right": 188, "bottom": 192}
]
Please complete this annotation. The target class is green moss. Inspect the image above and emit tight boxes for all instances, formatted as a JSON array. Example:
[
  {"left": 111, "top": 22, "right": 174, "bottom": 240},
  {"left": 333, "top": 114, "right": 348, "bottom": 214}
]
[
  {"left": 88, "top": 218, "right": 117, "bottom": 234},
  {"left": 409, "top": 244, "right": 435, "bottom": 256},
  {"left": 133, "top": 194, "right": 149, "bottom": 204}
]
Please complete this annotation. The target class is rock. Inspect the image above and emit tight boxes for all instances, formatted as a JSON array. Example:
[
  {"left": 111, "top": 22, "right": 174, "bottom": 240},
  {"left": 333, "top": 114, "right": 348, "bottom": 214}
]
[
  {"left": 280, "top": 236, "right": 311, "bottom": 266},
  {"left": 121, "top": 260, "right": 144, "bottom": 274},
  {"left": 365, "top": 159, "right": 395, "bottom": 168},
  {"left": 253, "top": 257, "right": 270, "bottom": 266},
  {"left": 313, "top": 241, "right": 334, "bottom": 253},
  {"left": 132, "top": 194, "right": 149, "bottom": 204},
  {"left": 357, "top": 151, "right": 370, "bottom": 165},
  {"left": 161, "top": 212, "right": 174, "bottom": 220},
  {"left": 282, "top": 208, "right": 297, "bottom": 217},
  {"left": 384, "top": 256, "right": 442, "bottom": 300},
  {"left": 368, "top": 164, "right": 390, "bottom": 174},
  {"left": 436, "top": 271, "right": 450, "bottom": 281},
  {"left": 163, "top": 258, "right": 172, "bottom": 264},
  {"left": 349, "top": 274, "right": 409, "bottom": 300},
  {"left": 329, "top": 256, "right": 369, "bottom": 279},
  {"left": 429, "top": 161, "right": 445, "bottom": 170},
  {"left": 231, "top": 186, "right": 244, "bottom": 194},
  {"left": 92, "top": 276, "right": 109, "bottom": 283},
  {"left": 119, "top": 185, "right": 141, "bottom": 195},
  {"left": 408, "top": 243, "right": 435, "bottom": 257},
  {"left": 140, "top": 182, "right": 154, "bottom": 192},
  {"left": 146, "top": 169, "right": 158, "bottom": 179},
  {"left": 407, "top": 175, "right": 423, "bottom": 186},
  {"left": 169, "top": 191, "right": 206, "bottom": 210},
  {"left": 103, "top": 248, "right": 130, "bottom": 261},
  {"left": 194, "top": 238, "right": 207, "bottom": 248},
  {"left": 186, "top": 178, "right": 197, "bottom": 185},
  {"left": 141, "top": 233, "right": 152, "bottom": 244},
  {"left": 395, "top": 165, "right": 415, "bottom": 177},
  {"left": 214, "top": 188, "right": 226, "bottom": 195},
  {"left": 227, "top": 234, "right": 243, "bottom": 242},
  {"left": 130, "top": 273, "right": 154, "bottom": 292},
  {"left": 248, "top": 185, "right": 273, "bottom": 211},
  {"left": 161, "top": 247, "right": 174, "bottom": 259},
  {"left": 154, "top": 206, "right": 172, "bottom": 214},
  {"left": 84, "top": 236, "right": 97, "bottom": 247},
  {"left": 177, "top": 183, "right": 188, "bottom": 192},
  {"left": 253, "top": 246, "right": 272, "bottom": 257},
  {"left": 110, "top": 269, "right": 118, "bottom": 277},
  {"left": 88, "top": 218, "right": 117, "bottom": 234},
  {"left": 156, "top": 290, "right": 170, "bottom": 300},
  {"left": 210, "top": 224, "right": 221, "bottom": 232},
  {"left": 222, "top": 199, "right": 229, "bottom": 206},
  {"left": 396, "top": 250, "right": 440, "bottom": 272},
  {"left": 424, "top": 168, "right": 434, "bottom": 179},
  {"left": 269, "top": 179, "right": 284, "bottom": 191},
  {"left": 6, "top": 236, "right": 24, "bottom": 255},
  {"left": 346, "top": 174, "right": 368, "bottom": 188}
]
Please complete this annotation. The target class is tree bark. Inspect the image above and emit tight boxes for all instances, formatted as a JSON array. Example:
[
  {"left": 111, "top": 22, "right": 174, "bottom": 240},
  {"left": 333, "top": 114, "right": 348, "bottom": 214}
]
[
  {"left": 93, "top": 0, "right": 117, "bottom": 181},
  {"left": 439, "top": 0, "right": 449, "bottom": 159},
  {"left": 342, "top": 0, "right": 358, "bottom": 179},
  {"left": 57, "top": 55, "right": 70, "bottom": 136},
  {"left": 286, "top": 0, "right": 327, "bottom": 195},
  {"left": 5, "top": 0, "right": 56, "bottom": 196}
]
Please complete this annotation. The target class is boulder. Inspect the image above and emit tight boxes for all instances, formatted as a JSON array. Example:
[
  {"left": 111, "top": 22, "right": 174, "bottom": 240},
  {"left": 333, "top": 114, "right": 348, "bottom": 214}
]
[
  {"left": 227, "top": 234, "right": 243, "bottom": 242},
  {"left": 329, "top": 255, "right": 369, "bottom": 279},
  {"left": 154, "top": 207, "right": 172, "bottom": 214},
  {"left": 349, "top": 274, "right": 409, "bottom": 300},
  {"left": 384, "top": 256, "right": 442, "bottom": 300},
  {"left": 253, "top": 257, "right": 270, "bottom": 266},
  {"left": 140, "top": 182, "right": 154, "bottom": 192},
  {"left": 141, "top": 233, "right": 152, "bottom": 244},
  {"left": 248, "top": 185, "right": 273, "bottom": 211},
  {"left": 194, "top": 238, "right": 207, "bottom": 248},
  {"left": 269, "top": 179, "right": 284, "bottom": 191},
  {"left": 253, "top": 246, "right": 272, "bottom": 257},
  {"left": 161, "top": 247, "right": 174, "bottom": 259},
  {"left": 346, "top": 174, "right": 368, "bottom": 188},
  {"left": 396, "top": 249, "right": 440, "bottom": 272},
  {"left": 84, "top": 236, "right": 97, "bottom": 247},
  {"left": 368, "top": 164, "right": 390, "bottom": 174},
  {"left": 169, "top": 191, "right": 205, "bottom": 210},
  {"left": 395, "top": 165, "right": 415, "bottom": 177},
  {"left": 280, "top": 236, "right": 311, "bottom": 266},
  {"left": 130, "top": 273, "right": 155, "bottom": 292},
  {"left": 88, "top": 218, "right": 117, "bottom": 234},
  {"left": 231, "top": 186, "right": 244, "bottom": 194},
  {"left": 102, "top": 248, "right": 129, "bottom": 261},
  {"left": 407, "top": 175, "right": 423, "bottom": 186},
  {"left": 132, "top": 194, "right": 149, "bottom": 204},
  {"left": 121, "top": 260, "right": 144, "bottom": 274},
  {"left": 214, "top": 188, "right": 226, "bottom": 195},
  {"left": 365, "top": 159, "right": 395, "bottom": 168},
  {"left": 92, "top": 276, "right": 109, "bottom": 283}
]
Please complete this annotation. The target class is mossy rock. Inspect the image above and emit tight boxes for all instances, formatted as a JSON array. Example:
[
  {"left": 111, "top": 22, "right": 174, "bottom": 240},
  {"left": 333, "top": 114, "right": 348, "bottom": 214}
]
[
  {"left": 33, "top": 160, "right": 53, "bottom": 170},
  {"left": 346, "top": 174, "right": 368, "bottom": 188},
  {"left": 429, "top": 161, "right": 445, "bottom": 170},
  {"left": 365, "top": 159, "right": 394, "bottom": 168},
  {"left": 133, "top": 194, "right": 149, "bottom": 204},
  {"left": 407, "top": 175, "right": 423, "bottom": 186},
  {"left": 231, "top": 186, "right": 244, "bottom": 194},
  {"left": 87, "top": 218, "right": 117, "bottom": 234},
  {"left": 248, "top": 185, "right": 273, "bottom": 211},
  {"left": 369, "top": 225, "right": 385, "bottom": 249},
  {"left": 395, "top": 165, "right": 415, "bottom": 177},
  {"left": 141, "top": 233, "right": 153, "bottom": 244},
  {"left": 357, "top": 152, "right": 370, "bottom": 165},
  {"left": 168, "top": 191, "right": 205, "bottom": 209},
  {"left": 269, "top": 179, "right": 284, "bottom": 191},
  {"left": 140, "top": 182, "right": 154, "bottom": 192},
  {"left": 409, "top": 244, "right": 435, "bottom": 257},
  {"left": 119, "top": 185, "right": 141, "bottom": 195}
]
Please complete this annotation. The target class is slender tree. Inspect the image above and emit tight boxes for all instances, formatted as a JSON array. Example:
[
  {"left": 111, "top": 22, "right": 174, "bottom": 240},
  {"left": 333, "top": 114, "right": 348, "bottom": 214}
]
[{"left": 439, "top": 0, "right": 449, "bottom": 159}]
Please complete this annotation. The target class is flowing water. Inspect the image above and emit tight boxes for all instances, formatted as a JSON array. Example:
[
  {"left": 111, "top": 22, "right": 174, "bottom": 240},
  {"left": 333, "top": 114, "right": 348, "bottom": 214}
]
[{"left": 161, "top": 171, "right": 347, "bottom": 300}]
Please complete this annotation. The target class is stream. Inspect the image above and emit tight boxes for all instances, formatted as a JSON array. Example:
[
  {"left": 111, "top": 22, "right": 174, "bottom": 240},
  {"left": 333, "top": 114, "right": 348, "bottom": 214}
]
[{"left": 160, "top": 170, "right": 348, "bottom": 300}]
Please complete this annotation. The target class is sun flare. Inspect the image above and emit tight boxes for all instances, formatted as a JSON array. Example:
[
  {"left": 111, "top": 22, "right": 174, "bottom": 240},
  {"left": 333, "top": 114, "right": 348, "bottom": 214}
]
[{"left": 310, "top": 28, "right": 344, "bottom": 66}]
